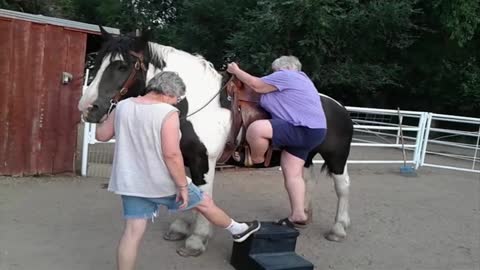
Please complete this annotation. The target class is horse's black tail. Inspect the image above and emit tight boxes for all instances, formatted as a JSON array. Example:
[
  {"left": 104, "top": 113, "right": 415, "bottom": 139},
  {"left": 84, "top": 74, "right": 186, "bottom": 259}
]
[
  {"left": 320, "top": 163, "right": 334, "bottom": 177},
  {"left": 304, "top": 155, "right": 334, "bottom": 177}
]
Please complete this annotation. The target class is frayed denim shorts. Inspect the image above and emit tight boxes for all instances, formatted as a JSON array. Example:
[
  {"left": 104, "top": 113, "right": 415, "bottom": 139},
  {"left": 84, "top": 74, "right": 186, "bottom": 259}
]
[{"left": 120, "top": 183, "right": 204, "bottom": 219}]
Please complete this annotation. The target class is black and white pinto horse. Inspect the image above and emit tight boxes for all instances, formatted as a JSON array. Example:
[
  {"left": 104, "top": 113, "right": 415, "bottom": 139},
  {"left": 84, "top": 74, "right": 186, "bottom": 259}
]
[{"left": 78, "top": 28, "right": 353, "bottom": 257}]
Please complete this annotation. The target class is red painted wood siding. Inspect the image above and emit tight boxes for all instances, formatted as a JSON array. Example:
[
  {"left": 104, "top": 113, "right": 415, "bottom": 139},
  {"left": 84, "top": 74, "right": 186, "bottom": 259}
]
[{"left": 0, "top": 18, "right": 86, "bottom": 175}]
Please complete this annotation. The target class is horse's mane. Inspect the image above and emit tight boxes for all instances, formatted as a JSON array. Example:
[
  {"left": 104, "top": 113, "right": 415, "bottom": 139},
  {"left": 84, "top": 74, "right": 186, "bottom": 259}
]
[
  {"left": 148, "top": 42, "right": 221, "bottom": 79},
  {"left": 93, "top": 35, "right": 220, "bottom": 80},
  {"left": 94, "top": 36, "right": 136, "bottom": 72}
]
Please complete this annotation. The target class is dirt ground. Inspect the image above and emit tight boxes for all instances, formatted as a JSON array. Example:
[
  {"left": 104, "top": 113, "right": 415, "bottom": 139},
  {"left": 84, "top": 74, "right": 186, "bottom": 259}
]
[{"left": 0, "top": 165, "right": 479, "bottom": 270}]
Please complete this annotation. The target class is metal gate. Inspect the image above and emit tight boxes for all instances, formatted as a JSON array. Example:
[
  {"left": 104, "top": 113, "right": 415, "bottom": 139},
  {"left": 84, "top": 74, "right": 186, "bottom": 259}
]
[{"left": 420, "top": 113, "right": 480, "bottom": 173}]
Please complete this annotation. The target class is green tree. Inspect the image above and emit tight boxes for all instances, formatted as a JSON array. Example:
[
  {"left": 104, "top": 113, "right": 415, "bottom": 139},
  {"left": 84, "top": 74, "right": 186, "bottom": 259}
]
[
  {"left": 113, "top": 0, "right": 175, "bottom": 31},
  {"left": 226, "top": 0, "right": 419, "bottom": 107},
  {"left": 432, "top": 0, "right": 480, "bottom": 46},
  {"left": 1, "top": 0, "right": 71, "bottom": 17},
  {"left": 397, "top": 0, "right": 480, "bottom": 116},
  {"left": 154, "top": 0, "right": 257, "bottom": 67},
  {"left": 1, "top": 0, "right": 478, "bottom": 116},
  {"left": 58, "top": 0, "right": 122, "bottom": 26}
]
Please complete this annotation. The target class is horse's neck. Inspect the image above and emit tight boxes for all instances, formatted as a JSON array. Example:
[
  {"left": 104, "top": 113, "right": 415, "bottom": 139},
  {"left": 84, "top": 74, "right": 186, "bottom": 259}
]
[{"left": 146, "top": 42, "right": 223, "bottom": 110}]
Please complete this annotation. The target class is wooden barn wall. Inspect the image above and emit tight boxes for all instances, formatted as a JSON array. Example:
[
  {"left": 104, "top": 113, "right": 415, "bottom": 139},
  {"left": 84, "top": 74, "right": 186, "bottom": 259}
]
[{"left": 0, "top": 18, "right": 87, "bottom": 175}]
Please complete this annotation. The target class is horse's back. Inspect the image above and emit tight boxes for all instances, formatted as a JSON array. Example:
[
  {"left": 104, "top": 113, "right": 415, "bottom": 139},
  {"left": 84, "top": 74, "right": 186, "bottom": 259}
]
[
  {"left": 304, "top": 95, "right": 353, "bottom": 174},
  {"left": 320, "top": 94, "right": 353, "bottom": 143}
]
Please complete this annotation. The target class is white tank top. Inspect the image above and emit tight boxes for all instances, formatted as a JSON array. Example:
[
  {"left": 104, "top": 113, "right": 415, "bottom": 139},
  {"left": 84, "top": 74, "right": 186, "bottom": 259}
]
[{"left": 107, "top": 98, "right": 190, "bottom": 197}]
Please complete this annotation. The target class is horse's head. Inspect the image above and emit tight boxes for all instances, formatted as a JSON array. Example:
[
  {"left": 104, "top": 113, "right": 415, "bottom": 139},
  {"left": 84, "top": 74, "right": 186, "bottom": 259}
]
[{"left": 78, "top": 26, "right": 150, "bottom": 123}]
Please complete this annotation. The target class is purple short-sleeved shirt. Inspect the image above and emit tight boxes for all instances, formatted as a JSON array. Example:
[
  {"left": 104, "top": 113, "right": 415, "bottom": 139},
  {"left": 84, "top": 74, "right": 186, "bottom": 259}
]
[{"left": 260, "top": 70, "right": 326, "bottom": 129}]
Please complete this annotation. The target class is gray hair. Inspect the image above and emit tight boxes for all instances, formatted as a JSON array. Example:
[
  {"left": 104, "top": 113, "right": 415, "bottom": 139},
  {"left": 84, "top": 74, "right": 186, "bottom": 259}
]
[
  {"left": 145, "top": 71, "right": 186, "bottom": 97},
  {"left": 271, "top": 55, "right": 302, "bottom": 71}
]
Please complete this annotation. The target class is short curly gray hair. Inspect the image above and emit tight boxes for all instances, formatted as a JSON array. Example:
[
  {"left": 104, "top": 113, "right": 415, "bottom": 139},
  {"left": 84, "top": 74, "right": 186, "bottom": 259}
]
[
  {"left": 271, "top": 55, "right": 302, "bottom": 71},
  {"left": 145, "top": 71, "right": 186, "bottom": 97}
]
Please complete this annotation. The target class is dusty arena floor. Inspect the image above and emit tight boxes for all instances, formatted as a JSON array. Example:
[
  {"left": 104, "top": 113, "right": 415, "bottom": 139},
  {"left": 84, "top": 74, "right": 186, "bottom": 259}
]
[{"left": 0, "top": 166, "right": 479, "bottom": 270}]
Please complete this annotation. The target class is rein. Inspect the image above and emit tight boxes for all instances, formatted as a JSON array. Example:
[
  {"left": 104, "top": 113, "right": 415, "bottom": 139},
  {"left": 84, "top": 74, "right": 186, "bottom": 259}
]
[
  {"left": 179, "top": 75, "right": 234, "bottom": 120},
  {"left": 178, "top": 56, "right": 236, "bottom": 120}
]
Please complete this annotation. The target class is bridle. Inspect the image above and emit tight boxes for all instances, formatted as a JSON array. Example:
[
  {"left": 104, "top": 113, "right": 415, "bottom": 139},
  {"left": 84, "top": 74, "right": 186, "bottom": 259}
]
[{"left": 106, "top": 51, "right": 147, "bottom": 116}]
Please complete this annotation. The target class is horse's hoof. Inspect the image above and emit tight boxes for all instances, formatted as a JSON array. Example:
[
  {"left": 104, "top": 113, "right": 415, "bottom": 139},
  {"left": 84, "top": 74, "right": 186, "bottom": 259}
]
[
  {"left": 325, "top": 231, "right": 346, "bottom": 242},
  {"left": 163, "top": 231, "right": 187, "bottom": 241},
  {"left": 176, "top": 246, "right": 204, "bottom": 257},
  {"left": 324, "top": 223, "right": 347, "bottom": 242}
]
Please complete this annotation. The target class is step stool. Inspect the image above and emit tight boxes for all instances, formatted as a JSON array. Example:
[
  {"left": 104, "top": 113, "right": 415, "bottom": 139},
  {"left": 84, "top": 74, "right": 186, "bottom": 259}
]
[{"left": 231, "top": 222, "right": 314, "bottom": 270}]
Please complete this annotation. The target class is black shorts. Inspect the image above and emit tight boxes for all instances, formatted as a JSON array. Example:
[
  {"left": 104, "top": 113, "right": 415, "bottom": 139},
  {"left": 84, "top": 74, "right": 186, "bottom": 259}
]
[{"left": 269, "top": 118, "right": 326, "bottom": 161}]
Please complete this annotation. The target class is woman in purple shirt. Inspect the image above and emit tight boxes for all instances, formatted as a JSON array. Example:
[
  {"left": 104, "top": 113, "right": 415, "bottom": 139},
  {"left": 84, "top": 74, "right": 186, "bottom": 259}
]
[{"left": 227, "top": 56, "right": 327, "bottom": 228}]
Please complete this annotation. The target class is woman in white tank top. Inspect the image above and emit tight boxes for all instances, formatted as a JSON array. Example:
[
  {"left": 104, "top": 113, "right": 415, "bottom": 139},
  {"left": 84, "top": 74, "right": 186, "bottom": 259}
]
[{"left": 95, "top": 71, "right": 260, "bottom": 268}]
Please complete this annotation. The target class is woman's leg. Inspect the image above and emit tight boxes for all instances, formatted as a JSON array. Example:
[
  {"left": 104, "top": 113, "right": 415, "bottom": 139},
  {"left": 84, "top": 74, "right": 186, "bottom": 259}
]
[
  {"left": 117, "top": 219, "right": 148, "bottom": 270},
  {"left": 194, "top": 193, "right": 260, "bottom": 242},
  {"left": 194, "top": 193, "right": 232, "bottom": 228},
  {"left": 280, "top": 150, "right": 308, "bottom": 223},
  {"left": 246, "top": 120, "right": 273, "bottom": 163}
]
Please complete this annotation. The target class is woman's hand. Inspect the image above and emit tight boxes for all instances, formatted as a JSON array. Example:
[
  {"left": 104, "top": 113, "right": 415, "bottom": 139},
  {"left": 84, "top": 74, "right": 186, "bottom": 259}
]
[
  {"left": 226, "top": 63, "right": 278, "bottom": 94},
  {"left": 176, "top": 185, "right": 189, "bottom": 209},
  {"left": 227, "top": 62, "right": 241, "bottom": 74},
  {"left": 95, "top": 110, "right": 115, "bottom": 142}
]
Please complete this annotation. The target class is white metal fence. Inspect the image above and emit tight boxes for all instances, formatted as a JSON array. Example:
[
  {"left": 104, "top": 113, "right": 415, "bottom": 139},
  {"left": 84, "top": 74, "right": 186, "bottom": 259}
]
[
  {"left": 312, "top": 107, "right": 429, "bottom": 168},
  {"left": 420, "top": 113, "right": 480, "bottom": 173},
  {"left": 80, "top": 77, "right": 479, "bottom": 176}
]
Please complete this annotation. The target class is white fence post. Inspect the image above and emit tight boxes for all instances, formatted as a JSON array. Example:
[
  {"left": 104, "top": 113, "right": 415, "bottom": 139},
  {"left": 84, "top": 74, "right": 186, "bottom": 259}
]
[
  {"left": 81, "top": 123, "right": 90, "bottom": 176},
  {"left": 81, "top": 69, "right": 90, "bottom": 176},
  {"left": 413, "top": 112, "right": 428, "bottom": 169},
  {"left": 419, "top": 113, "right": 433, "bottom": 167},
  {"left": 396, "top": 114, "right": 403, "bottom": 145},
  {"left": 473, "top": 125, "right": 480, "bottom": 171}
]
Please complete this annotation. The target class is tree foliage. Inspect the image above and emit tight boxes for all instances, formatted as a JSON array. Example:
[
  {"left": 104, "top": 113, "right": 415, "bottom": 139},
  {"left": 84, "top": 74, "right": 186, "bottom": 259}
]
[
  {"left": 153, "top": 0, "right": 258, "bottom": 66},
  {"left": 224, "top": 1, "right": 420, "bottom": 108},
  {"left": 1, "top": 0, "right": 478, "bottom": 116},
  {"left": 432, "top": 0, "right": 480, "bottom": 46}
]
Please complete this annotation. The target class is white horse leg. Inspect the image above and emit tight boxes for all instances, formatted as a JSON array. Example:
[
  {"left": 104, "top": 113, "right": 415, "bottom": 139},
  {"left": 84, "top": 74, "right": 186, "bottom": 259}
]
[
  {"left": 164, "top": 167, "right": 195, "bottom": 242},
  {"left": 326, "top": 164, "right": 351, "bottom": 241},
  {"left": 163, "top": 213, "right": 192, "bottom": 241},
  {"left": 176, "top": 157, "right": 216, "bottom": 257}
]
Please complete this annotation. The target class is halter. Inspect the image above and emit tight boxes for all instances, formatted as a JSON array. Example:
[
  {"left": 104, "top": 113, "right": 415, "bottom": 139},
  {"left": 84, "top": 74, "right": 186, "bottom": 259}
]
[{"left": 107, "top": 51, "right": 147, "bottom": 116}]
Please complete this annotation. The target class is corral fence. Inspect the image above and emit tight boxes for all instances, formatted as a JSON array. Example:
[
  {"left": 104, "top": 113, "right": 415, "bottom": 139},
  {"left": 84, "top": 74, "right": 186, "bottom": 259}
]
[{"left": 80, "top": 75, "right": 480, "bottom": 176}]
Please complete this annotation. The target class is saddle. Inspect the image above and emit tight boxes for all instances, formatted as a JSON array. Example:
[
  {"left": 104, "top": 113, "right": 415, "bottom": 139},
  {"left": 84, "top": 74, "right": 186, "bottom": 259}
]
[{"left": 217, "top": 76, "right": 273, "bottom": 166}]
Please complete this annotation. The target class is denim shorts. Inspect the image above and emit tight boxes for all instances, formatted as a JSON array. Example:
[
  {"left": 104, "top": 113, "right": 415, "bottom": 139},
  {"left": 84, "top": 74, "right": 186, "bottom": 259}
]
[
  {"left": 120, "top": 183, "right": 204, "bottom": 219},
  {"left": 269, "top": 118, "right": 327, "bottom": 161}
]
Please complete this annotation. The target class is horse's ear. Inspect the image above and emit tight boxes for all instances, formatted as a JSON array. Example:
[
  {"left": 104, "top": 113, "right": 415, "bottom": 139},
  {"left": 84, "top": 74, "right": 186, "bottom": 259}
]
[
  {"left": 134, "top": 29, "right": 151, "bottom": 51},
  {"left": 99, "top": 25, "right": 112, "bottom": 40},
  {"left": 140, "top": 29, "right": 151, "bottom": 42}
]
